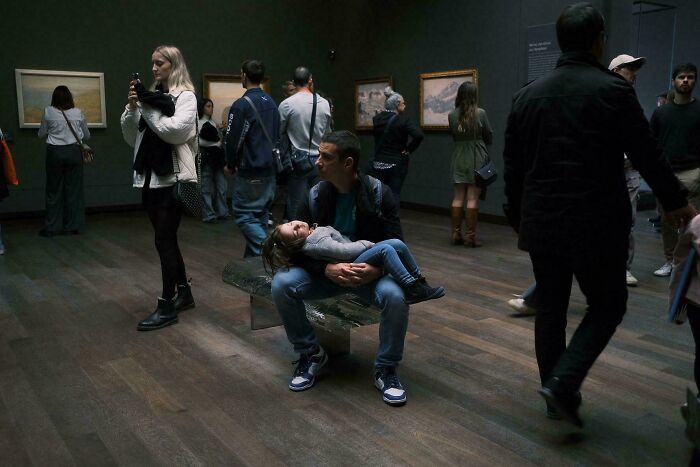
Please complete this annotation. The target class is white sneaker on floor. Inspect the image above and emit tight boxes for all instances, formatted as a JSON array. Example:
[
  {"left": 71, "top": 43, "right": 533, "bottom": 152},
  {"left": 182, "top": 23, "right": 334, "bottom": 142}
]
[
  {"left": 653, "top": 261, "right": 673, "bottom": 277},
  {"left": 507, "top": 298, "right": 536, "bottom": 315},
  {"left": 626, "top": 270, "right": 638, "bottom": 286}
]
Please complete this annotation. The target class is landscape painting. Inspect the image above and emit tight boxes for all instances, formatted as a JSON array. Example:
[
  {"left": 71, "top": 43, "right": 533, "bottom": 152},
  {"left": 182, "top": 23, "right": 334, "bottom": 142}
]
[
  {"left": 203, "top": 74, "right": 271, "bottom": 127},
  {"left": 354, "top": 77, "right": 393, "bottom": 130},
  {"left": 15, "top": 69, "right": 106, "bottom": 128},
  {"left": 419, "top": 69, "right": 478, "bottom": 130}
]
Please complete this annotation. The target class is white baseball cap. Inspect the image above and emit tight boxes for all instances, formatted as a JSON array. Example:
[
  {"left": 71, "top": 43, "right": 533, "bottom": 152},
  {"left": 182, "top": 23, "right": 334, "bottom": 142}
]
[{"left": 608, "top": 54, "right": 647, "bottom": 71}]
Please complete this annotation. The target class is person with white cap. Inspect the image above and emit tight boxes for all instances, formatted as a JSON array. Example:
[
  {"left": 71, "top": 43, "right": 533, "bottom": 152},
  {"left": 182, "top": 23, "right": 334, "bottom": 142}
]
[{"left": 609, "top": 53, "right": 646, "bottom": 286}]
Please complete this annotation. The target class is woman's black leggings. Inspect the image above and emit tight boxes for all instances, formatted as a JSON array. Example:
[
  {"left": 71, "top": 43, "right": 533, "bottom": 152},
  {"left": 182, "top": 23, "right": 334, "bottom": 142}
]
[{"left": 147, "top": 204, "right": 187, "bottom": 300}]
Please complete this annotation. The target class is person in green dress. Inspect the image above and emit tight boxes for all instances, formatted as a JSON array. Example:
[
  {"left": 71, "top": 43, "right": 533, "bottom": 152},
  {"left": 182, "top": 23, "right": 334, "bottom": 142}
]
[{"left": 447, "top": 82, "right": 493, "bottom": 247}]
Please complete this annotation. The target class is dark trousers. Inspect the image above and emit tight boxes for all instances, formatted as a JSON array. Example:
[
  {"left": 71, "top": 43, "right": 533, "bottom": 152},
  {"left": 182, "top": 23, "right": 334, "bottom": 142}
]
[
  {"left": 45, "top": 144, "right": 84, "bottom": 232},
  {"left": 370, "top": 162, "right": 408, "bottom": 204},
  {"left": 687, "top": 304, "right": 700, "bottom": 392},
  {"left": 530, "top": 248, "right": 628, "bottom": 392},
  {"left": 146, "top": 203, "right": 187, "bottom": 300}
]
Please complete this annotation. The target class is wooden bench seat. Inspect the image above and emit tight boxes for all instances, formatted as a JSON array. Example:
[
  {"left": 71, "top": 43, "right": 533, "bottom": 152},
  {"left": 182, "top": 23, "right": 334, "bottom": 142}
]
[{"left": 222, "top": 258, "right": 380, "bottom": 355}]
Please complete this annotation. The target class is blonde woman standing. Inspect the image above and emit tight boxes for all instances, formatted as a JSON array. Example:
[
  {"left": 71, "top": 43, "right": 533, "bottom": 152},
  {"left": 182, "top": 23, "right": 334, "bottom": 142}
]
[
  {"left": 447, "top": 82, "right": 493, "bottom": 247},
  {"left": 120, "top": 45, "right": 198, "bottom": 331}
]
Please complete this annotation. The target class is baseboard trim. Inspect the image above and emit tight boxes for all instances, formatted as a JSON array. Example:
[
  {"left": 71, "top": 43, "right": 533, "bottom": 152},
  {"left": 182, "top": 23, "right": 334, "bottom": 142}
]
[{"left": 399, "top": 201, "right": 509, "bottom": 225}]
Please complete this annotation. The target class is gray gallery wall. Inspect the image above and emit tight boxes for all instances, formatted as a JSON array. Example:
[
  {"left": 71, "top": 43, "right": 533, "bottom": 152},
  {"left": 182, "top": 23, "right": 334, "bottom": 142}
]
[{"left": 3, "top": 0, "right": 700, "bottom": 218}]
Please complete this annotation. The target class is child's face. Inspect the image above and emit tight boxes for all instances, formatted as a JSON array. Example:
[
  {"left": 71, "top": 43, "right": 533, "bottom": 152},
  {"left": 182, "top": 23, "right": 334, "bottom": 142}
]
[{"left": 278, "top": 221, "right": 311, "bottom": 243}]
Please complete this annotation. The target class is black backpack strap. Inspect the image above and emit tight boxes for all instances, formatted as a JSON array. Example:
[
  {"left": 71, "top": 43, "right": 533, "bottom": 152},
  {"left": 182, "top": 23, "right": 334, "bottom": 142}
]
[{"left": 308, "top": 92, "right": 317, "bottom": 154}]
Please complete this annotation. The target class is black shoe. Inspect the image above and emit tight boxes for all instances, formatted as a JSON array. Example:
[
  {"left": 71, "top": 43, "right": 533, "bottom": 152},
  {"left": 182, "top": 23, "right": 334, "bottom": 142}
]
[
  {"left": 38, "top": 229, "right": 58, "bottom": 237},
  {"left": 404, "top": 280, "right": 445, "bottom": 305},
  {"left": 174, "top": 282, "right": 195, "bottom": 312},
  {"left": 538, "top": 381, "right": 583, "bottom": 428},
  {"left": 648, "top": 215, "right": 661, "bottom": 224},
  {"left": 546, "top": 391, "right": 581, "bottom": 420},
  {"left": 137, "top": 298, "right": 178, "bottom": 331}
]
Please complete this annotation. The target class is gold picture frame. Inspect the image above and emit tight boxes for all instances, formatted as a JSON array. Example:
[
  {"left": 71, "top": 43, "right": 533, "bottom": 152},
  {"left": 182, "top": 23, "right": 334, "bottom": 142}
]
[
  {"left": 15, "top": 69, "right": 107, "bottom": 128},
  {"left": 419, "top": 69, "right": 478, "bottom": 130},
  {"left": 354, "top": 76, "right": 394, "bottom": 131},
  {"left": 202, "top": 73, "right": 271, "bottom": 127}
]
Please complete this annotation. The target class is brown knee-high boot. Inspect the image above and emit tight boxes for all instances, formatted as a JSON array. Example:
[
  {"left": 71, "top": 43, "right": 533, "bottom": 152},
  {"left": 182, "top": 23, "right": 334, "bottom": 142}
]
[
  {"left": 450, "top": 207, "right": 464, "bottom": 245},
  {"left": 464, "top": 208, "right": 482, "bottom": 247}
]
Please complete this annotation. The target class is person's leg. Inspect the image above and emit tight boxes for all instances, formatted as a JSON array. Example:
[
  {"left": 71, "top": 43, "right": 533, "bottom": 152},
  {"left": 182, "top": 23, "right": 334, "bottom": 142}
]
[
  {"left": 464, "top": 183, "right": 483, "bottom": 247},
  {"left": 200, "top": 164, "right": 217, "bottom": 222},
  {"left": 687, "top": 304, "right": 700, "bottom": 393},
  {"left": 375, "top": 238, "right": 420, "bottom": 277},
  {"left": 386, "top": 163, "right": 409, "bottom": 205},
  {"left": 285, "top": 173, "right": 308, "bottom": 221},
  {"left": 232, "top": 175, "right": 276, "bottom": 257},
  {"left": 44, "top": 146, "right": 64, "bottom": 233},
  {"left": 213, "top": 167, "right": 230, "bottom": 218},
  {"left": 548, "top": 249, "right": 628, "bottom": 393},
  {"left": 147, "top": 204, "right": 184, "bottom": 301},
  {"left": 62, "top": 148, "right": 84, "bottom": 232},
  {"left": 451, "top": 183, "right": 467, "bottom": 245},
  {"left": 0, "top": 223, "right": 5, "bottom": 254},
  {"left": 354, "top": 243, "right": 415, "bottom": 287},
  {"left": 530, "top": 252, "right": 574, "bottom": 386},
  {"left": 625, "top": 166, "right": 640, "bottom": 273}
]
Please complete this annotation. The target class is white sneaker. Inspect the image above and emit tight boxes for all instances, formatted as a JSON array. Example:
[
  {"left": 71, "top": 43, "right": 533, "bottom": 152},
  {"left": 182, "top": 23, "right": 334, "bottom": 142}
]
[
  {"left": 626, "top": 270, "right": 638, "bottom": 286},
  {"left": 653, "top": 261, "right": 673, "bottom": 277},
  {"left": 507, "top": 298, "right": 536, "bottom": 315}
]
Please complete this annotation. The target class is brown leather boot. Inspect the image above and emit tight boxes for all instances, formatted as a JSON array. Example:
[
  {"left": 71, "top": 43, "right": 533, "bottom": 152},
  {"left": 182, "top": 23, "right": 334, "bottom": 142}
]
[
  {"left": 450, "top": 207, "right": 464, "bottom": 245},
  {"left": 464, "top": 208, "right": 482, "bottom": 247}
]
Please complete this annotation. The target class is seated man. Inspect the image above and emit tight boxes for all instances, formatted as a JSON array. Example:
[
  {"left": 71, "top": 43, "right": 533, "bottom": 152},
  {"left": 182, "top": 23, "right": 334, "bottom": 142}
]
[{"left": 271, "top": 130, "right": 410, "bottom": 406}]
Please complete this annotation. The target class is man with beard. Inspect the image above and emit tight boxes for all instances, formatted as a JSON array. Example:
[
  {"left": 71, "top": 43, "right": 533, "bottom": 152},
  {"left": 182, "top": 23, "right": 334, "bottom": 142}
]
[{"left": 651, "top": 63, "right": 700, "bottom": 277}]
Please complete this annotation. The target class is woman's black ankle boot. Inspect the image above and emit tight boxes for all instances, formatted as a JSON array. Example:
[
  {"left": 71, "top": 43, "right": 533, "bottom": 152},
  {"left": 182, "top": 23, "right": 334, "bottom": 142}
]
[
  {"left": 137, "top": 298, "right": 178, "bottom": 331},
  {"left": 174, "top": 282, "right": 195, "bottom": 312}
]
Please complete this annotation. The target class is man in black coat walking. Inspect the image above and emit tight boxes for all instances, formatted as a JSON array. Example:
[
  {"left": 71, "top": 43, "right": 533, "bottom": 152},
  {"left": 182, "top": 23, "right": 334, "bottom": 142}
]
[{"left": 503, "top": 2, "right": 696, "bottom": 427}]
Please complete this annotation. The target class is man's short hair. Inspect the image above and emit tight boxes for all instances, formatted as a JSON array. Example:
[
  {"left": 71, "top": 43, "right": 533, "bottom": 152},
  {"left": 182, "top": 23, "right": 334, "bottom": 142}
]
[
  {"left": 241, "top": 59, "right": 265, "bottom": 84},
  {"left": 672, "top": 63, "right": 697, "bottom": 79},
  {"left": 321, "top": 131, "right": 361, "bottom": 171},
  {"left": 293, "top": 66, "right": 312, "bottom": 87},
  {"left": 556, "top": 2, "right": 605, "bottom": 53}
]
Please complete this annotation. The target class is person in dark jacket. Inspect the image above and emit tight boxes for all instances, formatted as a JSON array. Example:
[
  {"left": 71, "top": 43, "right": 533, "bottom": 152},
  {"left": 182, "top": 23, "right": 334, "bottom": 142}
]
[
  {"left": 224, "top": 59, "right": 280, "bottom": 257},
  {"left": 271, "top": 130, "right": 413, "bottom": 406},
  {"left": 370, "top": 87, "right": 424, "bottom": 203},
  {"left": 503, "top": 2, "right": 696, "bottom": 427}
]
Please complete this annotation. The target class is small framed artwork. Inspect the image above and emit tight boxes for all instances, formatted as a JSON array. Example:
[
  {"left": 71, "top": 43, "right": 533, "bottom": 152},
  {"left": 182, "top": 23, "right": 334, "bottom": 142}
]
[
  {"left": 15, "top": 69, "right": 107, "bottom": 128},
  {"left": 354, "top": 76, "right": 394, "bottom": 130},
  {"left": 419, "top": 69, "right": 479, "bottom": 130},
  {"left": 203, "top": 74, "right": 271, "bottom": 127}
]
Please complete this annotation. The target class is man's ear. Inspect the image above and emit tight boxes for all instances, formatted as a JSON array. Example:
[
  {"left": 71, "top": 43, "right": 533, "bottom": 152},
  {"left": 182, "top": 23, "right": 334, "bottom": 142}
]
[{"left": 344, "top": 157, "right": 354, "bottom": 170}]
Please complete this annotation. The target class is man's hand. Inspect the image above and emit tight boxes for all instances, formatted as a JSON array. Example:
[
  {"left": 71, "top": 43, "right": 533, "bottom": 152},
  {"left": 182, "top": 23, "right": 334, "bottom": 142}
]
[
  {"left": 665, "top": 205, "right": 698, "bottom": 228},
  {"left": 325, "top": 262, "right": 382, "bottom": 287},
  {"left": 223, "top": 165, "right": 235, "bottom": 177}
]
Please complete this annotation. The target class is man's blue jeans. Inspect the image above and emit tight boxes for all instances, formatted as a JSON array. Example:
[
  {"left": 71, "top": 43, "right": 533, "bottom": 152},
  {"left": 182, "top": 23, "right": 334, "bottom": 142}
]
[
  {"left": 354, "top": 239, "right": 420, "bottom": 287},
  {"left": 201, "top": 164, "right": 230, "bottom": 221},
  {"left": 271, "top": 267, "right": 410, "bottom": 368},
  {"left": 232, "top": 173, "right": 276, "bottom": 257},
  {"left": 286, "top": 156, "right": 319, "bottom": 220}
]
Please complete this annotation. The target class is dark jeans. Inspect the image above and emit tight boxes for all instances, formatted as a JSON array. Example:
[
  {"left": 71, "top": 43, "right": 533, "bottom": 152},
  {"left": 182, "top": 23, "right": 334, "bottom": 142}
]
[
  {"left": 232, "top": 173, "right": 276, "bottom": 257},
  {"left": 285, "top": 156, "right": 319, "bottom": 221},
  {"left": 370, "top": 162, "right": 408, "bottom": 204},
  {"left": 45, "top": 144, "right": 84, "bottom": 232},
  {"left": 146, "top": 201, "right": 187, "bottom": 300},
  {"left": 688, "top": 304, "right": 700, "bottom": 392},
  {"left": 530, "top": 248, "right": 628, "bottom": 392}
]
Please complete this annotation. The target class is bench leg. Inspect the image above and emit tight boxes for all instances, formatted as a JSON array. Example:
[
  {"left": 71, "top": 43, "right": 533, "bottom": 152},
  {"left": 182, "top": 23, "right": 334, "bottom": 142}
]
[
  {"left": 250, "top": 295, "right": 283, "bottom": 330},
  {"left": 312, "top": 323, "right": 350, "bottom": 357}
]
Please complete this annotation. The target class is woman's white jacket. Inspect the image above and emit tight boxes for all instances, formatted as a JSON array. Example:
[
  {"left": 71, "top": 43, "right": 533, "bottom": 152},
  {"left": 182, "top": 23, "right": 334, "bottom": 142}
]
[{"left": 120, "top": 87, "right": 198, "bottom": 188}]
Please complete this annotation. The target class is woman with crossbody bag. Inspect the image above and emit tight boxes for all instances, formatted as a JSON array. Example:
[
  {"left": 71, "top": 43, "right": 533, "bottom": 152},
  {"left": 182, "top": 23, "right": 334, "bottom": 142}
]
[
  {"left": 37, "top": 85, "right": 91, "bottom": 237},
  {"left": 120, "top": 45, "right": 198, "bottom": 331}
]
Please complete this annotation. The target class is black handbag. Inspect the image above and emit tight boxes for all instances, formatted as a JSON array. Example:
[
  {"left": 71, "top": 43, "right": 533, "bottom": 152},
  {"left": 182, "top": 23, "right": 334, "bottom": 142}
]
[
  {"left": 172, "top": 119, "right": 203, "bottom": 217},
  {"left": 289, "top": 92, "right": 318, "bottom": 176},
  {"left": 474, "top": 156, "right": 497, "bottom": 188},
  {"left": 243, "top": 96, "right": 291, "bottom": 174}
]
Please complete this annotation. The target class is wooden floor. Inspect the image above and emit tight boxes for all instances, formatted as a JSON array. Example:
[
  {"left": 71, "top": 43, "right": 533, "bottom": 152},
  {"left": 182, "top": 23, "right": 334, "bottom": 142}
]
[{"left": 0, "top": 208, "right": 695, "bottom": 466}]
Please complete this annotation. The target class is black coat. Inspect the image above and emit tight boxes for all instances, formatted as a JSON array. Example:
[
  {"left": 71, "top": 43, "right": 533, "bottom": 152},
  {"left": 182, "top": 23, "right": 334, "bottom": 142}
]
[
  {"left": 503, "top": 52, "right": 687, "bottom": 255},
  {"left": 293, "top": 173, "right": 403, "bottom": 276},
  {"left": 372, "top": 112, "right": 424, "bottom": 164}
]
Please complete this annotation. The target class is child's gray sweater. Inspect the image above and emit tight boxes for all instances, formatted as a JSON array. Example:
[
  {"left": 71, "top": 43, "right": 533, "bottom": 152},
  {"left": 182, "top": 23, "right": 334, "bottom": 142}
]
[{"left": 301, "top": 226, "right": 375, "bottom": 262}]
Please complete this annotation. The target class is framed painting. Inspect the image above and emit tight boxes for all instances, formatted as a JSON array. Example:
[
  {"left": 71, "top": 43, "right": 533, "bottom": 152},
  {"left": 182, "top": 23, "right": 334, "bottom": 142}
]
[
  {"left": 419, "top": 69, "right": 478, "bottom": 130},
  {"left": 15, "top": 69, "right": 107, "bottom": 128},
  {"left": 203, "top": 74, "right": 271, "bottom": 127},
  {"left": 354, "top": 76, "right": 394, "bottom": 130}
]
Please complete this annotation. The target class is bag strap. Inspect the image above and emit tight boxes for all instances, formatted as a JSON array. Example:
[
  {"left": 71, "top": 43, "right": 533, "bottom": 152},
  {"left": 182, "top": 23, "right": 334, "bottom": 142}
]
[
  {"left": 374, "top": 113, "right": 398, "bottom": 158},
  {"left": 60, "top": 110, "right": 82, "bottom": 145},
  {"left": 243, "top": 96, "right": 275, "bottom": 148},
  {"left": 308, "top": 92, "right": 317, "bottom": 154}
]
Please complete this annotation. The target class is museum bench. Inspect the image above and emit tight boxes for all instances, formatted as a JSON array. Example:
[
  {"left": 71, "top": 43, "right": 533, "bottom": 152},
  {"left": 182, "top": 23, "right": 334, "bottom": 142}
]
[{"left": 222, "top": 258, "right": 381, "bottom": 355}]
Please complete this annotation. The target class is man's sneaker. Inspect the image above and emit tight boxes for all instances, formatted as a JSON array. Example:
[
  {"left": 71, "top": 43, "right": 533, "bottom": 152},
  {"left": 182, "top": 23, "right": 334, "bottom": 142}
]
[
  {"left": 507, "top": 298, "right": 536, "bottom": 315},
  {"left": 626, "top": 270, "right": 638, "bottom": 287},
  {"left": 374, "top": 366, "right": 406, "bottom": 406},
  {"left": 288, "top": 347, "right": 328, "bottom": 391},
  {"left": 404, "top": 281, "right": 445, "bottom": 305},
  {"left": 653, "top": 261, "right": 673, "bottom": 277}
]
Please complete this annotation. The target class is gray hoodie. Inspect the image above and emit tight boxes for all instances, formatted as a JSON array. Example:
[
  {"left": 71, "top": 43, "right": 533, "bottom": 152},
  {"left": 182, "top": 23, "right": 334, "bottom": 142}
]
[{"left": 301, "top": 226, "right": 375, "bottom": 263}]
